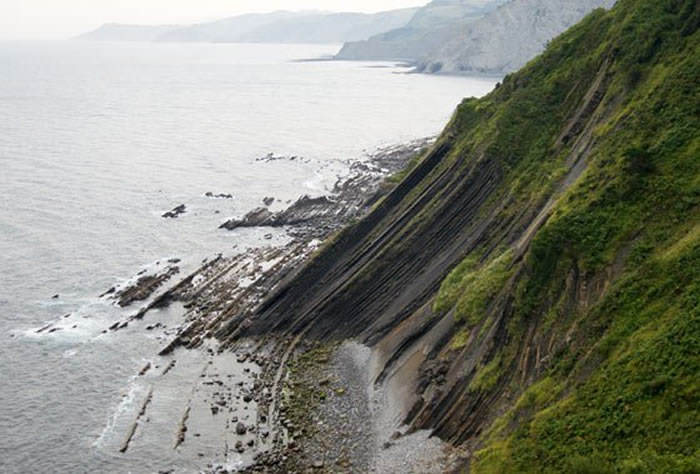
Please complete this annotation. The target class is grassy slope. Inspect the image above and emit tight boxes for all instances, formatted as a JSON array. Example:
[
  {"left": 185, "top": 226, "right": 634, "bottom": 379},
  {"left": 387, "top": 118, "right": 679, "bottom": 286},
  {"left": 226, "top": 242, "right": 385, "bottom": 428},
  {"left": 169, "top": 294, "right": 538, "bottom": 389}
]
[
  {"left": 241, "top": 1, "right": 698, "bottom": 470},
  {"left": 424, "top": 0, "right": 700, "bottom": 471}
]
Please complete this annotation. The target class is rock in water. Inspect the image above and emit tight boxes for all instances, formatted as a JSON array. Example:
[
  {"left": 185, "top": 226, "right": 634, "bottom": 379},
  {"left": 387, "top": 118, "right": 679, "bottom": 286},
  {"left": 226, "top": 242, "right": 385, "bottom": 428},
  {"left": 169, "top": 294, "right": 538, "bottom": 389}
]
[
  {"left": 219, "top": 207, "right": 273, "bottom": 230},
  {"left": 205, "top": 192, "right": 233, "bottom": 199},
  {"left": 162, "top": 204, "right": 186, "bottom": 218}
]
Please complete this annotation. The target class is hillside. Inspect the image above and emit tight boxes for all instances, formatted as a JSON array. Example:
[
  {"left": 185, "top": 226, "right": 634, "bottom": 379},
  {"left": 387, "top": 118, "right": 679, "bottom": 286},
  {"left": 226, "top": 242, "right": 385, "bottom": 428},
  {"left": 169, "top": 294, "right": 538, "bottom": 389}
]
[
  {"left": 78, "top": 9, "right": 418, "bottom": 44},
  {"left": 76, "top": 23, "right": 181, "bottom": 42},
  {"left": 336, "top": 0, "right": 506, "bottom": 62},
  {"left": 336, "top": 0, "right": 616, "bottom": 75},
  {"left": 231, "top": 0, "right": 700, "bottom": 471},
  {"left": 416, "top": 0, "right": 617, "bottom": 74},
  {"left": 406, "top": 0, "right": 508, "bottom": 28}
]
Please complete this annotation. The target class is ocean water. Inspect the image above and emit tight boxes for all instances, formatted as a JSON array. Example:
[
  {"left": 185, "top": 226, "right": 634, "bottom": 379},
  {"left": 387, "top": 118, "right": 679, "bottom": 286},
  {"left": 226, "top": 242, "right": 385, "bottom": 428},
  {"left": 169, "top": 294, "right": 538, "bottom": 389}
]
[{"left": 0, "top": 40, "right": 496, "bottom": 472}]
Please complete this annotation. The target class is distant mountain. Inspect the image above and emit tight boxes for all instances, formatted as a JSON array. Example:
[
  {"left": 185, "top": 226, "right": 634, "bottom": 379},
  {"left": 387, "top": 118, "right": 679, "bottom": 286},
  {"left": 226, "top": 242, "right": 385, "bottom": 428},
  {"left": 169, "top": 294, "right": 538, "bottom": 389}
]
[
  {"left": 416, "top": 0, "right": 617, "bottom": 74},
  {"left": 234, "top": 10, "right": 421, "bottom": 44},
  {"left": 154, "top": 11, "right": 316, "bottom": 42},
  {"left": 77, "top": 9, "right": 419, "bottom": 44},
  {"left": 336, "top": 0, "right": 508, "bottom": 61},
  {"left": 336, "top": 0, "right": 617, "bottom": 75},
  {"left": 406, "top": 0, "right": 508, "bottom": 28},
  {"left": 77, "top": 23, "right": 181, "bottom": 42}
]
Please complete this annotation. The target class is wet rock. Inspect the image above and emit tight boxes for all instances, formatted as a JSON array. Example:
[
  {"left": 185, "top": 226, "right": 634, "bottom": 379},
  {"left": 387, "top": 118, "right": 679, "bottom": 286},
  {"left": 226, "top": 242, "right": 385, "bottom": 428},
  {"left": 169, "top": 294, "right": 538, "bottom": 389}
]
[
  {"left": 162, "top": 204, "right": 186, "bottom": 219},
  {"left": 219, "top": 207, "right": 273, "bottom": 230},
  {"left": 114, "top": 266, "right": 180, "bottom": 307},
  {"left": 205, "top": 192, "right": 233, "bottom": 199},
  {"left": 256, "top": 153, "right": 302, "bottom": 163},
  {"left": 236, "top": 422, "right": 247, "bottom": 435},
  {"left": 138, "top": 362, "right": 152, "bottom": 376},
  {"left": 35, "top": 323, "right": 52, "bottom": 333},
  {"left": 263, "top": 196, "right": 275, "bottom": 206}
]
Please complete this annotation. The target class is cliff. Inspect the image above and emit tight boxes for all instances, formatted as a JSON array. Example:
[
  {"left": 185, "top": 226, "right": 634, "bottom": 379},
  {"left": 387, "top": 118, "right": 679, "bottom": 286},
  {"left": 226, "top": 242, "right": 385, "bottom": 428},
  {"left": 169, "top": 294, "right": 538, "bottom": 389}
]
[
  {"left": 336, "top": 0, "right": 506, "bottom": 62},
  {"left": 232, "top": 0, "right": 700, "bottom": 470},
  {"left": 416, "top": 0, "right": 617, "bottom": 74},
  {"left": 336, "top": 0, "right": 617, "bottom": 75}
]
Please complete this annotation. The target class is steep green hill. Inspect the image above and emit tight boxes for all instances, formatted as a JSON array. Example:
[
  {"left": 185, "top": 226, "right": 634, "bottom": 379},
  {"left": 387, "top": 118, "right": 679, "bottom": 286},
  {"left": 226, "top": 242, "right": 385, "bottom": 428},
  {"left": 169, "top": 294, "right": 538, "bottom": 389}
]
[{"left": 232, "top": 0, "right": 699, "bottom": 471}]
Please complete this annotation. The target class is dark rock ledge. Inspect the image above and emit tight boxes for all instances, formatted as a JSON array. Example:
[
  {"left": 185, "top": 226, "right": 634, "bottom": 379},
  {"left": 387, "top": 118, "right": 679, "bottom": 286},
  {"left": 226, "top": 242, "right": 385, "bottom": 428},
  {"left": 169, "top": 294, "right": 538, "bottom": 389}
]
[
  {"left": 94, "top": 138, "right": 434, "bottom": 473},
  {"left": 219, "top": 138, "right": 433, "bottom": 240}
]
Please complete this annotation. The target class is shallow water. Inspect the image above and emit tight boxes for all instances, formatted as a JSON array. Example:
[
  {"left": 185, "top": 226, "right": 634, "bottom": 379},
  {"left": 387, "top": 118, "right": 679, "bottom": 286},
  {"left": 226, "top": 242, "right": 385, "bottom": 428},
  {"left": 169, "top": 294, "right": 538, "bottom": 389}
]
[{"left": 0, "top": 40, "right": 496, "bottom": 472}]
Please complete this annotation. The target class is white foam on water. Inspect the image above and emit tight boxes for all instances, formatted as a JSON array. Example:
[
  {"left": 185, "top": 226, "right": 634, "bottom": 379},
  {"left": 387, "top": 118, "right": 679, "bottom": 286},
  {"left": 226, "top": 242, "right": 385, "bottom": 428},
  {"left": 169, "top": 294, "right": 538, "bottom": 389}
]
[{"left": 93, "top": 375, "right": 145, "bottom": 449}]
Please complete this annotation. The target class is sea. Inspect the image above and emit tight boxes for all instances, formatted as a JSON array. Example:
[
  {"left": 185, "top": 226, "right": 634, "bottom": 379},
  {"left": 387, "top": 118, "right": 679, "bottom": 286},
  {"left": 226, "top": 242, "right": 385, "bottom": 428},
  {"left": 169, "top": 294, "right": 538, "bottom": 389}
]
[{"left": 0, "top": 40, "right": 496, "bottom": 473}]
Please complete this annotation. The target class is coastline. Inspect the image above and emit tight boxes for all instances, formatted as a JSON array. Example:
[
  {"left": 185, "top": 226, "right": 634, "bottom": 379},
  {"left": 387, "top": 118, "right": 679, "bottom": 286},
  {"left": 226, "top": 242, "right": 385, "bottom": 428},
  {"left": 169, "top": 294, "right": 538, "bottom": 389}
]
[{"left": 81, "top": 137, "right": 438, "bottom": 472}]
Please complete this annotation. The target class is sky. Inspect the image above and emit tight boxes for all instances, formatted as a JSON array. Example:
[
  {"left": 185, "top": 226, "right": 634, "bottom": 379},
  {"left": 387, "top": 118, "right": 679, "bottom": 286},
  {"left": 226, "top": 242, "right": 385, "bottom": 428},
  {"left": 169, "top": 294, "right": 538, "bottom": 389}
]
[{"left": 0, "top": 0, "right": 429, "bottom": 40}]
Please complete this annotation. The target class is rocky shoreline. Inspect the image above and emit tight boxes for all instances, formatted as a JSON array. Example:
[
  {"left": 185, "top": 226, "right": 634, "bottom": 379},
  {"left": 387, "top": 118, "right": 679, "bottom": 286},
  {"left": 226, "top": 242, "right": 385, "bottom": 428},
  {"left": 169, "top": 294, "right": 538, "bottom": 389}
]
[
  {"left": 219, "top": 138, "right": 431, "bottom": 240},
  {"left": 81, "top": 138, "right": 448, "bottom": 473}
]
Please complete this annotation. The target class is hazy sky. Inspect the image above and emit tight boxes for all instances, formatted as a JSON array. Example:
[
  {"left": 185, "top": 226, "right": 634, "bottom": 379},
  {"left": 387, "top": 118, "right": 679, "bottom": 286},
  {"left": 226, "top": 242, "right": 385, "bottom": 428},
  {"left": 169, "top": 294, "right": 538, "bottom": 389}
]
[{"left": 0, "top": 0, "right": 429, "bottom": 40}]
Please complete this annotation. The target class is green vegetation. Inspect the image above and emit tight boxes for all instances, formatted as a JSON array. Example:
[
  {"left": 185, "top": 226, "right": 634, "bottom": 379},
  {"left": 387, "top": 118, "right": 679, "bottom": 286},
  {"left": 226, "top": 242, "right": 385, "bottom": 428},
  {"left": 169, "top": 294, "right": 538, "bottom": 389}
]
[
  {"left": 435, "top": 250, "right": 514, "bottom": 326},
  {"left": 281, "top": 343, "right": 337, "bottom": 438},
  {"left": 469, "top": 352, "right": 504, "bottom": 393},
  {"left": 425, "top": 0, "right": 699, "bottom": 471},
  {"left": 473, "top": 234, "right": 699, "bottom": 473}
]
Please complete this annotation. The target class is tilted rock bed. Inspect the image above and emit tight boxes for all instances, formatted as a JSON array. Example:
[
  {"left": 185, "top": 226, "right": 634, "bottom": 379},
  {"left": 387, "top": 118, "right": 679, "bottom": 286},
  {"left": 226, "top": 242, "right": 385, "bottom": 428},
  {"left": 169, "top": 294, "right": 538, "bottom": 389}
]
[{"left": 88, "top": 139, "right": 432, "bottom": 472}]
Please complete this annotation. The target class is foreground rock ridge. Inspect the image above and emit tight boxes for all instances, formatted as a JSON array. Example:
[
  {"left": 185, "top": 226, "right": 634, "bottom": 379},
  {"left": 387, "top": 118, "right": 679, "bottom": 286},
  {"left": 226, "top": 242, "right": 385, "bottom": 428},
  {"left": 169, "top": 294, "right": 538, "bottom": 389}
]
[{"left": 228, "top": 0, "right": 696, "bottom": 471}]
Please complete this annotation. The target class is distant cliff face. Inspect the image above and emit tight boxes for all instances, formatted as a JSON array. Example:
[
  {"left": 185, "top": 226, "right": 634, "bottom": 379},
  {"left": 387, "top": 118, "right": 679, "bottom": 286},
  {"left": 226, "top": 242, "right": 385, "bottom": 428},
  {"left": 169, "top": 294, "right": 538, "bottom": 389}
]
[
  {"left": 406, "top": 0, "right": 508, "bottom": 29},
  {"left": 336, "top": 0, "right": 506, "bottom": 61},
  {"left": 336, "top": 0, "right": 617, "bottom": 75},
  {"left": 417, "top": 0, "right": 617, "bottom": 74},
  {"left": 78, "top": 9, "right": 418, "bottom": 44}
]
